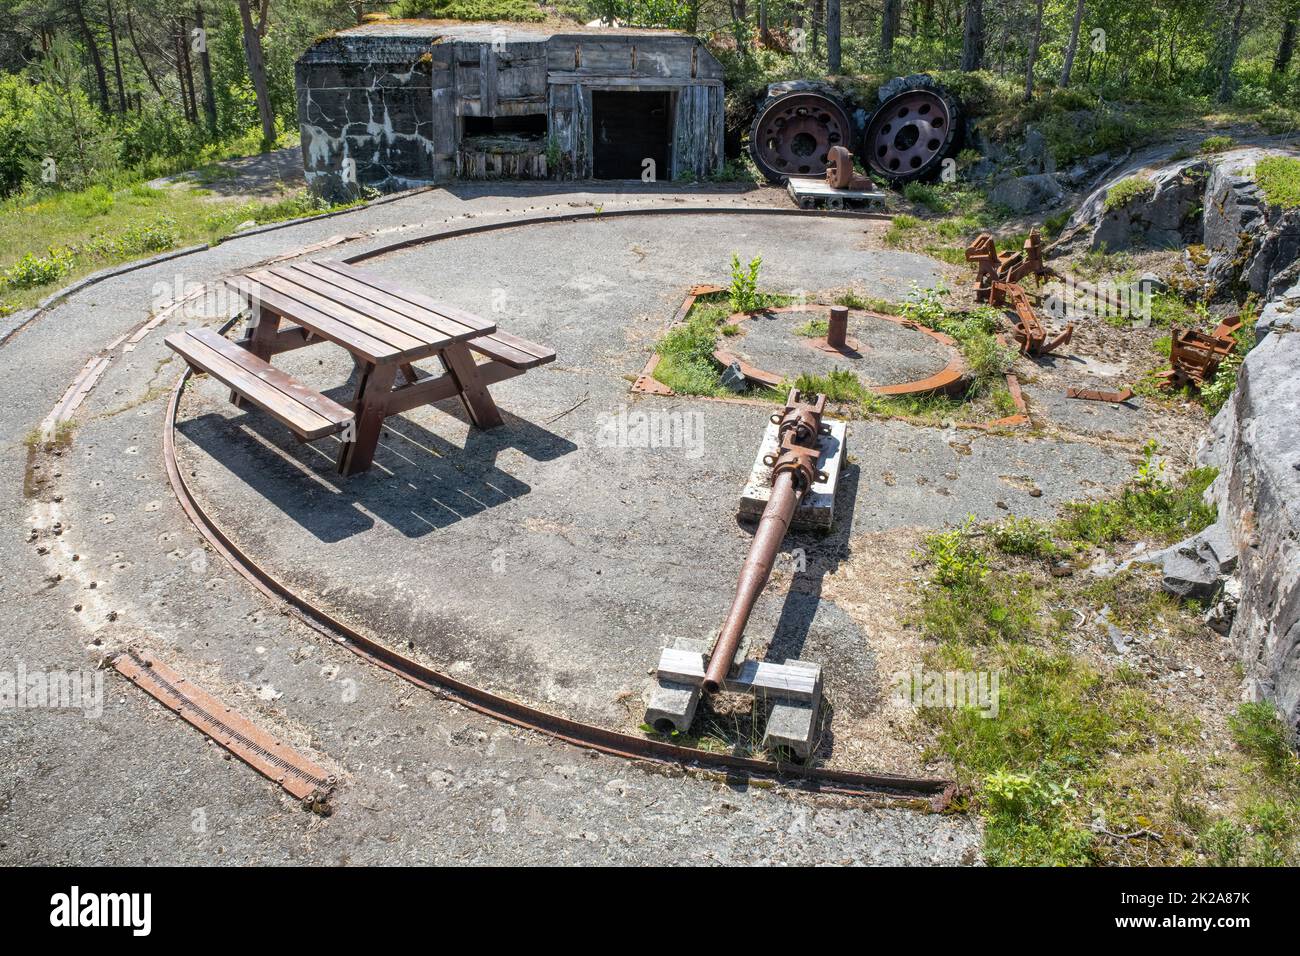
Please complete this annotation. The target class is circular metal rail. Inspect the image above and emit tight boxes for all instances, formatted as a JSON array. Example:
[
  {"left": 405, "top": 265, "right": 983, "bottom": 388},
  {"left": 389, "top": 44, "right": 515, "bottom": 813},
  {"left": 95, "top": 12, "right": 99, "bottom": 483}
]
[{"left": 157, "top": 205, "right": 956, "bottom": 806}]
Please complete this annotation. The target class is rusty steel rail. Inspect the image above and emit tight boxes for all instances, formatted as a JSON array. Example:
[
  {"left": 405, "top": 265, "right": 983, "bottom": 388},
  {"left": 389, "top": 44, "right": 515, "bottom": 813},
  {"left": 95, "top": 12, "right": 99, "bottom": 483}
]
[
  {"left": 704, "top": 389, "right": 827, "bottom": 692},
  {"left": 162, "top": 341, "right": 952, "bottom": 805},
  {"left": 112, "top": 647, "right": 335, "bottom": 810}
]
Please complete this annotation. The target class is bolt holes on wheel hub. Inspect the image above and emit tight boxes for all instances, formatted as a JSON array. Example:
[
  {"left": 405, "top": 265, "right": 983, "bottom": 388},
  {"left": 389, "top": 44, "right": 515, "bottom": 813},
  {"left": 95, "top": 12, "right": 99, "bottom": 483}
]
[
  {"left": 749, "top": 90, "right": 854, "bottom": 184},
  {"left": 860, "top": 84, "right": 959, "bottom": 185}
]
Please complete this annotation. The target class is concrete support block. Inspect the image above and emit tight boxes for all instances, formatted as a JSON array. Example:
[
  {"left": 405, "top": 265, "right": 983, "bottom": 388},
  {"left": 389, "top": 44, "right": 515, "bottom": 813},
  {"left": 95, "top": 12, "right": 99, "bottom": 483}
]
[
  {"left": 761, "top": 660, "right": 823, "bottom": 759},
  {"left": 740, "top": 419, "right": 847, "bottom": 530},
  {"left": 644, "top": 679, "right": 700, "bottom": 734}
]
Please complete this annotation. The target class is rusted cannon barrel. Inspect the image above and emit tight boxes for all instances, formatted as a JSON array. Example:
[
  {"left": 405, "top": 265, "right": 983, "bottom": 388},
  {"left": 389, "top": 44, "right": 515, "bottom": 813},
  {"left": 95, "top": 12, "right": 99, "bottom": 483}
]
[{"left": 703, "top": 389, "right": 828, "bottom": 692}]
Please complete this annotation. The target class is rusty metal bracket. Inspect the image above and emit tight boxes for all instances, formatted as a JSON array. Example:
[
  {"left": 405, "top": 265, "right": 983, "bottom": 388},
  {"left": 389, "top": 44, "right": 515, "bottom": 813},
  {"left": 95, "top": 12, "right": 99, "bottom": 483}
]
[{"left": 1066, "top": 386, "right": 1134, "bottom": 403}]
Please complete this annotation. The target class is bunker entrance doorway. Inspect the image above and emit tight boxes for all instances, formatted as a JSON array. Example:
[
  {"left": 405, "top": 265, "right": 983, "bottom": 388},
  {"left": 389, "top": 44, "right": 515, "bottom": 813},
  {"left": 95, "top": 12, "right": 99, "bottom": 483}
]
[{"left": 592, "top": 90, "right": 671, "bottom": 180}]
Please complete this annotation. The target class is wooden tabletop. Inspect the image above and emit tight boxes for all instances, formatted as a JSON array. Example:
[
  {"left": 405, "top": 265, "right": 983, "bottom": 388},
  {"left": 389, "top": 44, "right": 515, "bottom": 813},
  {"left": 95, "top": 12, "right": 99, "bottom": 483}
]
[{"left": 226, "top": 260, "right": 497, "bottom": 365}]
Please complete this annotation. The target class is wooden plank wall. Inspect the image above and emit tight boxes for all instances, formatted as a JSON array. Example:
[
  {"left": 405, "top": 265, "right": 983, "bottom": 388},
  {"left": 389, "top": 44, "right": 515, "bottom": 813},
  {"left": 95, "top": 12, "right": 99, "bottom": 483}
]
[{"left": 671, "top": 83, "right": 725, "bottom": 179}]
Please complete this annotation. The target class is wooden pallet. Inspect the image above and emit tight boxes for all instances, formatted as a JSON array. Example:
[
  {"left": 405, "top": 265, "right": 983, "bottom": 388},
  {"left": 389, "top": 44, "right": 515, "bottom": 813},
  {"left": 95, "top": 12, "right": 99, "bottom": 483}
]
[{"left": 787, "top": 176, "right": 885, "bottom": 211}]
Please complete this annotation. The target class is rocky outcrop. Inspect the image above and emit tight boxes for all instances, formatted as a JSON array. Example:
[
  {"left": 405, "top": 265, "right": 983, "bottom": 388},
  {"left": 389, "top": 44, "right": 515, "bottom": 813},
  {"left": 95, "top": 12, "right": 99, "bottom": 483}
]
[
  {"left": 1196, "top": 329, "right": 1300, "bottom": 728},
  {"left": 988, "top": 172, "right": 1066, "bottom": 213},
  {"left": 1091, "top": 161, "right": 1208, "bottom": 251},
  {"left": 1061, "top": 147, "right": 1300, "bottom": 302},
  {"left": 1202, "top": 149, "right": 1300, "bottom": 301},
  {"left": 1257, "top": 276, "right": 1300, "bottom": 340}
]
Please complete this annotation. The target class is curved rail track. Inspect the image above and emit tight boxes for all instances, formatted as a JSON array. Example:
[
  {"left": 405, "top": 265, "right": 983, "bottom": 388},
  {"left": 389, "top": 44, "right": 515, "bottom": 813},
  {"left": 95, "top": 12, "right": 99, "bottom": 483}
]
[
  {"left": 164, "top": 359, "right": 954, "bottom": 805},
  {"left": 41, "top": 201, "right": 952, "bottom": 807}
]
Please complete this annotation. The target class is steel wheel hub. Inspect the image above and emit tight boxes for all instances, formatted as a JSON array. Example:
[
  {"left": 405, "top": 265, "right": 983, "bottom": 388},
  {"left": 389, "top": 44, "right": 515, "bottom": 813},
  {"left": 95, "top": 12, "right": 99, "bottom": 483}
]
[
  {"left": 751, "top": 92, "right": 853, "bottom": 180},
  {"left": 863, "top": 89, "right": 952, "bottom": 177}
]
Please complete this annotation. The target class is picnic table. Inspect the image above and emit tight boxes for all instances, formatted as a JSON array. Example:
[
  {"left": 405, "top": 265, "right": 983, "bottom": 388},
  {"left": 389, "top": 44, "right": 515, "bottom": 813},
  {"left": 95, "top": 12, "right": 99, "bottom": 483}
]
[{"left": 166, "top": 259, "right": 555, "bottom": 475}]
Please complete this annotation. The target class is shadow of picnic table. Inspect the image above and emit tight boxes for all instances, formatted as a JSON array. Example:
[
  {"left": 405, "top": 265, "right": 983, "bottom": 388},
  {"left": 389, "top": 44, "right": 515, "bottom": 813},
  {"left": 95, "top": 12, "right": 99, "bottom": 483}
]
[{"left": 177, "top": 392, "right": 576, "bottom": 543}]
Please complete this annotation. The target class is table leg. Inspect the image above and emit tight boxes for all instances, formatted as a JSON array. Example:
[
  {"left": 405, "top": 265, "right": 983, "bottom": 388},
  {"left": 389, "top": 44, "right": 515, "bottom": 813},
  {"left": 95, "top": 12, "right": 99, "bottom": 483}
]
[
  {"left": 337, "top": 361, "right": 396, "bottom": 476},
  {"left": 232, "top": 306, "right": 281, "bottom": 409},
  {"left": 439, "top": 343, "right": 504, "bottom": 429}
]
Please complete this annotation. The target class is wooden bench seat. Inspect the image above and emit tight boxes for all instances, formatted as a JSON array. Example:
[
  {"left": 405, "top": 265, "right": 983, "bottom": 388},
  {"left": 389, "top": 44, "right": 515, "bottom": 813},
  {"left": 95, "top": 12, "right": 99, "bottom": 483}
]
[
  {"left": 468, "top": 330, "right": 556, "bottom": 370},
  {"left": 166, "top": 327, "right": 354, "bottom": 441}
]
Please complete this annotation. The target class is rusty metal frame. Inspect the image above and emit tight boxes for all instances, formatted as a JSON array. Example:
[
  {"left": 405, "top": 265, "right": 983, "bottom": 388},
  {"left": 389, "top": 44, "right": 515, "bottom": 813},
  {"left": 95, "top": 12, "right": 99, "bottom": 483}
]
[{"left": 1159, "top": 313, "right": 1243, "bottom": 391}]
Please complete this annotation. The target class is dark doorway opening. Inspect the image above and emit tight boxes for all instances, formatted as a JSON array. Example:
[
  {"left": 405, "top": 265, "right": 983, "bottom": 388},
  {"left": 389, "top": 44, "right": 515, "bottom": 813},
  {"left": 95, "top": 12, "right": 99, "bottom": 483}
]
[
  {"left": 462, "top": 114, "right": 548, "bottom": 137},
  {"left": 592, "top": 90, "right": 671, "bottom": 180}
]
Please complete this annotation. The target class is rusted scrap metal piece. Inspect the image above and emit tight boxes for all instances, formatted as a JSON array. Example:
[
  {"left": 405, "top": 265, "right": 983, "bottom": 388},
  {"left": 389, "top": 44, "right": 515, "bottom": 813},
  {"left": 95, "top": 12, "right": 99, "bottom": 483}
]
[
  {"left": 965, "top": 233, "right": 1000, "bottom": 301},
  {"left": 998, "top": 280, "right": 1074, "bottom": 356},
  {"left": 967, "top": 230, "right": 1071, "bottom": 356},
  {"left": 824, "top": 146, "right": 875, "bottom": 191},
  {"left": 749, "top": 89, "right": 854, "bottom": 183},
  {"left": 1159, "top": 313, "right": 1242, "bottom": 391},
  {"left": 712, "top": 347, "right": 784, "bottom": 388},
  {"left": 704, "top": 389, "right": 828, "bottom": 693},
  {"left": 966, "top": 229, "right": 1056, "bottom": 302},
  {"left": 1067, "top": 385, "right": 1134, "bottom": 403},
  {"left": 111, "top": 647, "right": 335, "bottom": 811}
]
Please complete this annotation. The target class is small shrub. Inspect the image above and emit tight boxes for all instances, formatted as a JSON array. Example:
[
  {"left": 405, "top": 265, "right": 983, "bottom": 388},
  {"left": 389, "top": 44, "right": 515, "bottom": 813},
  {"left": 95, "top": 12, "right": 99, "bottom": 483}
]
[
  {"left": 1229, "top": 702, "right": 1300, "bottom": 785},
  {"left": 1056, "top": 447, "right": 1218, "bottom": 547},
  {"left": 115, "top": 217, "right": 180, "bottom": 256},
  {"left": 793, "top": 317, "right": 828, "bottom": 338},
  {"left": 3, "top": 247, "right": 74, "bottom": 288},
  {"left": 1103, "top": 175, "right": 1155, "bottom": 212},
  {"left": 960, "top": 327, "right": 1016, "bottom": 393},
  {"left": 991, "top": 516, "right": 1056, "bottom": 557},
  {"left": 990, "top": 386, "right": 1018, "bottom": 417},
  {"left": 834, "top": 290, "right": 894, "bottom": 311},
  {"left": 903, "top": 181, "right": 951, "bottom": 212},
  {"left": 898, "top": 280, "right": 948, "bottom": 328},
  {"left": 1199, "top": 135, "right": 1235, "bottom": 154},
  {"left": 1254, "top": 156, "right": 1300, "bottom": 209},
  {"left": 933, "top": 214, "right": 981, "bottom": 239},
  {"left": 1257, "top": 106, "right": 1300, "bottom": 136},
  {"left": 728, "top": 252, "right": 762, "bottom": 313},
  {"left": 924, "top": 518, "right": 988, "bottom": 590},
  {"left": 794, "top": 368, "right": 865, "bottom": 403},
  {"left": 1044, "top": 208, "right": 1072, "bottom": 236},
  {"left": 882, "top": 213, "right": 921, "bottom": 247}
]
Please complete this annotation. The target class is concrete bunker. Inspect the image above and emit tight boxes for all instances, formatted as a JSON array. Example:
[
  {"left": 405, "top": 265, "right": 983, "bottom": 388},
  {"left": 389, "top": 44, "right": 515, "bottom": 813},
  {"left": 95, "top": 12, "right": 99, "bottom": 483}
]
[{"left": 295, "top": 21, "right": 725, "bottom": 198}]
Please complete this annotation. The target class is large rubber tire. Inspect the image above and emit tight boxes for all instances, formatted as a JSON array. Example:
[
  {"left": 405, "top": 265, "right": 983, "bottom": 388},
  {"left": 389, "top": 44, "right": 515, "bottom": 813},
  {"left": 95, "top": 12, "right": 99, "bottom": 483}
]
[
  {"left": 858, "top": 77, "right": 961, "bottom": 185},
  {"left": 748, "top": 87, "right": 855, "bottom": 185}
]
